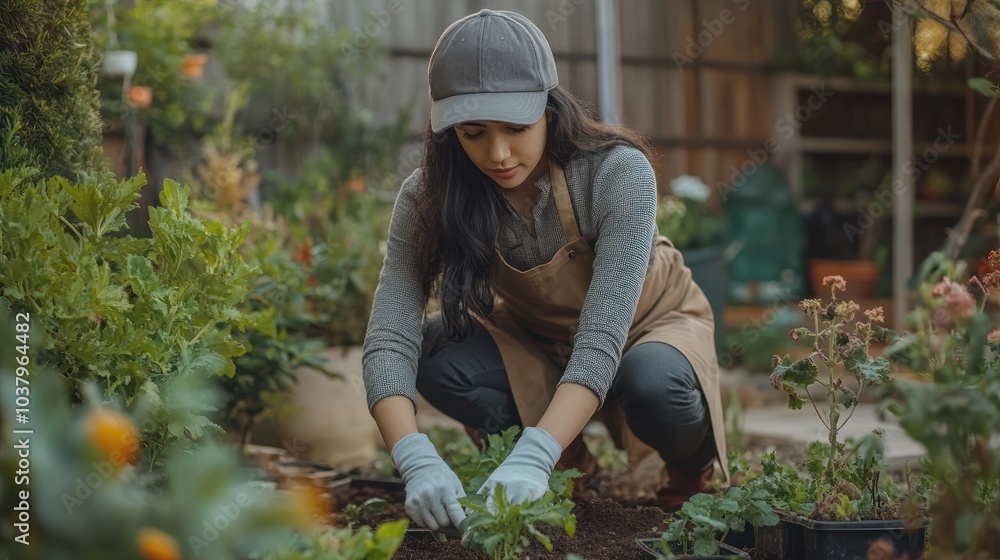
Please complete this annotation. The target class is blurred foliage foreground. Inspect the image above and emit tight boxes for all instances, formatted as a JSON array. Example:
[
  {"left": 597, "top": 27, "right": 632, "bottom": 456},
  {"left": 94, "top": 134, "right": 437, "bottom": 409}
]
[{"left": 0, "top": 304, "right": 408, "bottom": 560}]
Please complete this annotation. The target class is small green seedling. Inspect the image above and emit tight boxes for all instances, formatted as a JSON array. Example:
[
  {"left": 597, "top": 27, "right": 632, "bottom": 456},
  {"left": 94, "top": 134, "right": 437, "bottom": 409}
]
[
  {"left": 264, "top": 518, "right": 408, "bottom": 560},
  {"left": 340, "top": 497, "right": 388, "bottom": 527},
  {"left": 459, "top": 484, "right": 577, "bottom": 560},
  {"left": 654, "top": 487, "right": 778, "bottom": 558}
]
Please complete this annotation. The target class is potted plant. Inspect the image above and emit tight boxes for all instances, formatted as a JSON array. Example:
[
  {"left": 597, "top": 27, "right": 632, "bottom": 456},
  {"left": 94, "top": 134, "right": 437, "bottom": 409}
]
[
  {"left": 756, "top": 275, "right": 930, "bottom": 559},
  {"left": 636, "top": 486, "right": 778, "bottom": 559},
  {"left": 879, "top": 251, "right": 1000, "bottom": 557},
  {"left": 657, "top": 175, "right": 729, "bottom": 350}
]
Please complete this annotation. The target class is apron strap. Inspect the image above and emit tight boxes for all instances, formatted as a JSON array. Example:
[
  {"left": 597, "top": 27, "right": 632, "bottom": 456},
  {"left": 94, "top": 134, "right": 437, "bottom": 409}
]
[{"left": 548, "top": 156, "right": 583, "bottom": 242}]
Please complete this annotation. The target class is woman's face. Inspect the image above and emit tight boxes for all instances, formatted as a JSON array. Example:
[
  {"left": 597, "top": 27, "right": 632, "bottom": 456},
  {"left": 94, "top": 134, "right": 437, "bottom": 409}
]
[{"left": 454, "top": 113, "right": 548, "bottom": 190}]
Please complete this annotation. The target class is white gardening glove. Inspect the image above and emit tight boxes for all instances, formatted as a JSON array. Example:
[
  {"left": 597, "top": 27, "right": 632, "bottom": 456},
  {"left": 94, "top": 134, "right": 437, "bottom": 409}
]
[
  {"left": 477, "top": 426, "right": 563, "bottom": 512},
  {"left": 391, "top": 432, "right": 467, "bottom": 531}
]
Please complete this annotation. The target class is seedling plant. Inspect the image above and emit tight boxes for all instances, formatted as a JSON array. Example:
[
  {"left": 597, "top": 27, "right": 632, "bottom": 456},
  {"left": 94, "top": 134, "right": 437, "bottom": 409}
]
[
  {"left": 652, "top": 486, "right": 778, "bottom": 558},
  {"left": 449, "top": 426, "right": 581, "bottom": 560}
]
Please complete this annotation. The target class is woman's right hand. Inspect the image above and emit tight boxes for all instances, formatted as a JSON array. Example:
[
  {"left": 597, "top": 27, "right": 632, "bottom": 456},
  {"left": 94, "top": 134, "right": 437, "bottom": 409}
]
[{"left": 390, "top": 432, "right": 467, "bottom": 531}]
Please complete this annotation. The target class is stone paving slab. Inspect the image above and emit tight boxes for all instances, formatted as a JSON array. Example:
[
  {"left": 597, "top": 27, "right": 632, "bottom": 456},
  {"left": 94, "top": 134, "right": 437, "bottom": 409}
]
[{"left": 740, "top": 403, "right": 926, "bottom": 467}]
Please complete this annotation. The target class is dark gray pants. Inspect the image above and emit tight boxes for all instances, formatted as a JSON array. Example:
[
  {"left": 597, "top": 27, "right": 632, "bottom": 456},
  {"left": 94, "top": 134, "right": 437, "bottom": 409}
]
[{"left": 416, "top": 313, "right": 716, "bottom": 470}]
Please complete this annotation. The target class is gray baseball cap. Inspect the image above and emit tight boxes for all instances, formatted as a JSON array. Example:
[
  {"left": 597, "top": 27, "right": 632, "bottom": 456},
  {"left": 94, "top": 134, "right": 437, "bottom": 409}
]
[{"left": 428, "top": 9, "right": 558, "bottom": 134}]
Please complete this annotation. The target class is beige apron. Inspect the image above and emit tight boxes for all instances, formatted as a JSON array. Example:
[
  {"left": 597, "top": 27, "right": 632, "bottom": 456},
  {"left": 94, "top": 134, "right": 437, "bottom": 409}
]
[{"left": 480, "top": 157, "right": 729, "bottom": 481}]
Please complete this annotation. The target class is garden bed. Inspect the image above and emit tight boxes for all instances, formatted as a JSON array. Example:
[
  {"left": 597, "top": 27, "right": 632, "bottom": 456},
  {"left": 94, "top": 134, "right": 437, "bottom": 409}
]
[
  {"left": 386, "top": 497, "right": 666, "bottom": 559},
  {"left": 295, "top": 432, "right": 920, "bottom": 560}
]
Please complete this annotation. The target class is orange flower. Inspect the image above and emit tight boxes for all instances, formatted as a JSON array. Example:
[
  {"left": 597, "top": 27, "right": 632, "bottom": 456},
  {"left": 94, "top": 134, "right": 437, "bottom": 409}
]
[
  {"left": 292, "top": 237, "right": 314, "bottom": 267},
  {"left": 86, "top": 408, "right": 141, "bottom": 467},
  {"left": 346, "top": 177, "right": 366, "bottom": 193},
  {"left": 127, "top": 86, "right": 153, "bottom": 108},
  {"left": 137, "top": 527, "right": 181, "bottom": 560},
  {"left": 287, "top": 478, "right": 331, "bottom": 528}
]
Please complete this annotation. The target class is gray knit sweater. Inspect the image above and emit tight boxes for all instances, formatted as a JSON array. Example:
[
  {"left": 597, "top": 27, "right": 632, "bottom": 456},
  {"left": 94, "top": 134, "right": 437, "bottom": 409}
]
[{"left": 362, "top": 144, "right": 659, "bottom": 413}]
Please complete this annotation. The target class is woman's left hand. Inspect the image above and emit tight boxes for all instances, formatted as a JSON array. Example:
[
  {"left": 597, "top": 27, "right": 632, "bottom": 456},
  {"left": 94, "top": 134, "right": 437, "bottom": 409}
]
[{"left": 477, "top": 426, "right": 563, "bottom": 512}]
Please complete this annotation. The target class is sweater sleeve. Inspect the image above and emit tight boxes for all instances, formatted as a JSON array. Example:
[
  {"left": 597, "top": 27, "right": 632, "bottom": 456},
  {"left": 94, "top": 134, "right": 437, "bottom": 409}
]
[
  {"left": 556, "top": 146, "right": 658, "bottom": 408},
  {"left": 362, "top": 168, "right": 427, "bottom": 415}
]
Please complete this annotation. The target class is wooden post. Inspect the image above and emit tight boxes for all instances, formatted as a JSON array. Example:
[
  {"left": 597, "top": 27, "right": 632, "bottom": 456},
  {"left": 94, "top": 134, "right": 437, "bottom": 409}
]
[
  {"left": 892, "top": 4, "right": 914, "bottom": 331},
  {"left": 595, "top": 0, "right": 621, "bottom": 125}
]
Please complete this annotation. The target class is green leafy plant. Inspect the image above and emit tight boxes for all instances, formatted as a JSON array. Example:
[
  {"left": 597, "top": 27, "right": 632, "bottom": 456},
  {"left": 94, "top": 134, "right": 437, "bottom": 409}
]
[
  {"left": 657, "top": 175, "right": 728, "bottom": 251},
  {"left": 742, "top": 451, "right": 816, "bottom": 517},
  {"left": 764, "top": 276, "right": 918, "bottom": 521},
  {"left": 444, "top": 426, "right": 582, "bottom": 559},
  {"left": 880, "top": 251, "right": 1000, "bottom": 556},
  {"left": 0, "top": 166, "right": 273, "bottom": 466},
  {"left": 339, "top": 498, "right": 389, "bottom": 529},
  {"left": 459, "top": 484, "right": 577, "bottom": 560},
  {"left": 425, "top": 425, "right": 479, "bottom": 478},
  {"left": 453, "top": 427, "right": 521, "bottom": 494},
  {"left": 262, "top": 519, "right": 408, "bottom": 560},
  {"left": 770, "top": 275, "right": 894, "bottom": 483},
  {"left": 652, "top": 487, "right": 778, "bottom": 558}
]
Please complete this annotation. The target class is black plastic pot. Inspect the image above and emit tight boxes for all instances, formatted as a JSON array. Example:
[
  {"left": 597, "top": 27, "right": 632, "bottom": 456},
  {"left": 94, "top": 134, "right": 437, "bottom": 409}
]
[
  {"left": 720, "top": 525, "right": 755, "bottom": 550},
  {"left": 753, "top": 510, "right": 805, "bottom": 560},
  {"left": 404, "top": 527, "right": 460, "bottom": 542},
  {"left": 348, "top": 476, "right": 404, "bottom": 490},
  {"left": 754, "top": 510, "right": 930, "bottom": 560},
  {"left": 636, "top": 538, "right": 750, "bottom": 559},
  {"left": 404, "top": 528, "right": 435, "bottom": 541},
  {"left": 785, "top": 512, "right": 931, "bottom": 560}
]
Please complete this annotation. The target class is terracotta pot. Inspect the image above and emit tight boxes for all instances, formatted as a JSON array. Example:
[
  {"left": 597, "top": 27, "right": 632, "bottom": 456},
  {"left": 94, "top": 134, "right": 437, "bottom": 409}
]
[
  {"left": 126, "top": 85, "right": 152, "bottom": 108},
  {"left": 180, "top": 53, "right": 208, "bottom": 79},
  {"left": 808, "top": 259, "right": 880, "bottom": 300}
]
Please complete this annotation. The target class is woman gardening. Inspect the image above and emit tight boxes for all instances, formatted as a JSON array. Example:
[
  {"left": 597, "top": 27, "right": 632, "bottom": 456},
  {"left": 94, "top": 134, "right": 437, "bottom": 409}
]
[{"left": 362, "top": 9, "right": 728, "bottom": 533}]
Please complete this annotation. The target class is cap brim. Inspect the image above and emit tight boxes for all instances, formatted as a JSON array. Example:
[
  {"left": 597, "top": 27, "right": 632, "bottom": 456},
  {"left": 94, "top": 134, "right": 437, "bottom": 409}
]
[{"left": 430, "top": 91, "right": 548, "bottom": 134}]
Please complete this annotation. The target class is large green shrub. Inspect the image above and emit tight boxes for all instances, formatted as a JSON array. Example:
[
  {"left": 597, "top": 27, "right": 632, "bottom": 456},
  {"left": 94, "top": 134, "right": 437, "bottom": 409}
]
[
  {"left": 0, "top": 0, "right": 107, "bottom": 179},
  {"left": 0, "top": 166, "right": 272, "bottom": 464}
]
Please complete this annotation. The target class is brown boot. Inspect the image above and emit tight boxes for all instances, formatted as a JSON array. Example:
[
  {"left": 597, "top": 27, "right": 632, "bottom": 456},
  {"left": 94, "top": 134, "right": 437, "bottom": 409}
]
[
  {"left": 463, "top": 425, "right": 486, "bottom": 449},
  {"left": 656, "top": 462, "right": 716, "bottom": 513}
]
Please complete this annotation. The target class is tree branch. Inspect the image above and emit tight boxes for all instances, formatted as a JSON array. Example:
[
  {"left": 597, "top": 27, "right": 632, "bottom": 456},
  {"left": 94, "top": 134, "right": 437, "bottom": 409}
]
[
  {"left": 889, "top": 0, "right": 999, "bottom": 62},
  {"left": 972, "top": 98, "right": 997, "bottom": 179}
]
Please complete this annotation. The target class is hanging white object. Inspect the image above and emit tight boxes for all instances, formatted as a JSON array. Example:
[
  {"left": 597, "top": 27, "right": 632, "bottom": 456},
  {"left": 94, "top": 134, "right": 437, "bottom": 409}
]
[{"left": 101, "top": 50, "right": 138, "bottom": 77}]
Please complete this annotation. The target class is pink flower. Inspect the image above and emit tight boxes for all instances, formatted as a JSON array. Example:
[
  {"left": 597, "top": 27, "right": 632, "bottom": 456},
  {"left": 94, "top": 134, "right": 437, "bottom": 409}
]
[
  {"left": 988, "top": 328, "right": 1000, "bottom": 342},
  {"left": 864, "top": 307, "right": 885, "bottom": 323},
  {"left": 823, "top": 275, "right": 847, "bottom": 292},
  {"left": 931, "top": 308, "right": 956, "bottom": 331},
  {"left": 930, "top": 277, "right": 976, "bottom": 326}
]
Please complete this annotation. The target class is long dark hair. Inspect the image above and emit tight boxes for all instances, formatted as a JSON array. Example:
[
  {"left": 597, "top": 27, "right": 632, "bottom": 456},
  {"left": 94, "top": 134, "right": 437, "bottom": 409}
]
[{"left": 413, "top": 84, "right": 653, "bottom": 341}]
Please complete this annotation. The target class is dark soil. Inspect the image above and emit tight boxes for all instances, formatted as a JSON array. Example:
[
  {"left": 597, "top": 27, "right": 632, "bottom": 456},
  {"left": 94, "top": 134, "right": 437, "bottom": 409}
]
[{"left": 390, "top": 498, "right": 666, "bottom": 560}]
